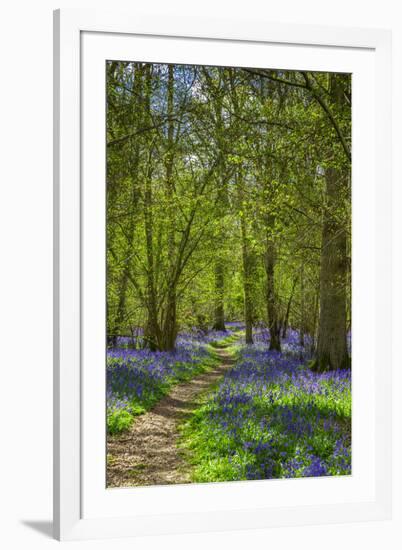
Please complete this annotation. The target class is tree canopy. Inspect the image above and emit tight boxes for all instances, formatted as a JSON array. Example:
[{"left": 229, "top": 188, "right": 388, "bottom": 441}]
[{"left": 106, "top": 62, "right": 351, "bottom": 371}]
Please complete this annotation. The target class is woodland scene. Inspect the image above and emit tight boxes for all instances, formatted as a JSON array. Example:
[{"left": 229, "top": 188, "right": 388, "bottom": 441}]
[{"left": 106, "top": 61, "right": 351, "bottom": 487}]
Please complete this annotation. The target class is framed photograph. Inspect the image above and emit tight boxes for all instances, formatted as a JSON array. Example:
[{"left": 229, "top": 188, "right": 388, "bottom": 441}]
[{"left": 53, "top": 8, "right": 392, "bottom": 541}]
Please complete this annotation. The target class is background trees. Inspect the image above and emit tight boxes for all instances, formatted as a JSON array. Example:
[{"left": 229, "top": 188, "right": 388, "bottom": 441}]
[{"left": 106, "top": 62, "right": 351, "bottom": 370}]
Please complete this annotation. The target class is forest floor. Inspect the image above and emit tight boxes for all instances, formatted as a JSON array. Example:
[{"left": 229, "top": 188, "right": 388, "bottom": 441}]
[{"left": 106, "top": 343, "right": 237, "bottom": 487}]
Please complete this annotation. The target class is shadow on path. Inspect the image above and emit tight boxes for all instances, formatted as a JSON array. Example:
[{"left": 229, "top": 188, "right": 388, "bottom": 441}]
[{"left": 107, "top": 345, "right": 237, "bottom": 488}]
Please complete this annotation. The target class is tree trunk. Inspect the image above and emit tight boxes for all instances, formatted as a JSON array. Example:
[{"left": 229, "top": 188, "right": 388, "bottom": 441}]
[
  {"left": 143, "top": 65, "right": 160, "bottom": 351},
  {"left": 109, "top": 64, "right": 143, "bottom": 342},
  {"left": 299, "top": 264, "right": 305, "bottom": 347},
  {"left": 160, "top": 64, "right": 177, "bottom": 351},
  {"left": 238, "top": 170, "right": 254, "bottom": 345},
  {"left": 241, "top": 237, "right": 254, "bottom": 345},
  {"left": 282, "top": 277, "right": 297, "bottom": 338},
  {"left": 310, "top": 285, "right": 320, "bottom": 355},
  {"left": 265, "top": 235, "right": 281, "bottom": 351},
  {"left": 213, "top": 261, "right": 226, "bottom": 330},
  {"left": 312, "top": 166, "right": 349, "bottom": 371},
  {"left": 212, "top": 79, "right": 227, "bottom": 331},
  {"left": 312, "top": 74, "right": 350, "bottom": 372},
  {"left": 227, "top": 69, "right": 255, "bottom": 342},
  {"left": 161, "top": 288, "right": 177, "bottom": 351}
]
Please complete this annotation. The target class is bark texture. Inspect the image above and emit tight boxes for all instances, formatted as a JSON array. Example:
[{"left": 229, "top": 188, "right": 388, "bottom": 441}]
[
  {"left": 312, "top": 74, "right": 351, "bottom": 371},
  {"left": 313, "top": 166, "right": 349, "bottom": 371}
]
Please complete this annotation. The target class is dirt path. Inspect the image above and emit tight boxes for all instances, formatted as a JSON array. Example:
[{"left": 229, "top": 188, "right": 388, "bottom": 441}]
[{"left": 107, "top": 346, "right": 236, "bottom": 487}]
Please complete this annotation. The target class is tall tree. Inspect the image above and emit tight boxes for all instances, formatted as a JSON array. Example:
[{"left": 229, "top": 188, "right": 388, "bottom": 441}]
[
  {"left": 107, "top": 63, "right": 144, "bottom": 344},
  {"left": 312, "top": 73, "right": 351, "bottom": 371}
]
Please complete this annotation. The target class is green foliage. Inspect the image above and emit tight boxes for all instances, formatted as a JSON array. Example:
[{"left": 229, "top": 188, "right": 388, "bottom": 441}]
[
  {"left": 106, "top": 62, "right": 351, "bottom": 359},
  {"left": 107, "top": 409, "right": 134, "bottom": 435}
]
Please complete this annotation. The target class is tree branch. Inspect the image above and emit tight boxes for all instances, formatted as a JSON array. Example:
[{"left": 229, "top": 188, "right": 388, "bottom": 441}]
[{"left": 301, "top": 72, "right": 351, "bottom": 162}]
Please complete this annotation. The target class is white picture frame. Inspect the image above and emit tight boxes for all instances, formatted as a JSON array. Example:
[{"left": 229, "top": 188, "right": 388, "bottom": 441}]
[{"left": 53, "top": 8, "right": 392, "bottom": 541}]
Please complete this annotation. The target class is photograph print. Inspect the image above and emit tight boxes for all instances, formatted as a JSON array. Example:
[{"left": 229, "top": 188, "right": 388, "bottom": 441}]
[{"left": 105, "top": 61, "right": 351, "bottom": 488}]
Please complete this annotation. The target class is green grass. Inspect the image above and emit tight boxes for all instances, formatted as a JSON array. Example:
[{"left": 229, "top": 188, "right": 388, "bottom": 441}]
[{"left": 209, "top": 332, "right": 242, "bottom": 349}]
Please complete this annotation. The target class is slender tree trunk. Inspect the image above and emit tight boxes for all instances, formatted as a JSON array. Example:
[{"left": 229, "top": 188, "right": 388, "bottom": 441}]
[
  {"left": 161, "top": 64, "right": 177, "bottom": 351},
  {"left": 112, "top": 265, "right": 130, "bottom": 345},
  {"left": 299, "top": 264, "right": 305, "bottom": 347},
  {"left": 265, "top": 233, "right": 281, "bottom": 351},
  {"left": 213, "top": 261, "right": 226, "bottom": 330},
  {"left": 212, "top": 84, "right": 227, "bottom": 331},
  {"left": 241, "top": 231, "right": 254, "bottom": 345},
  {"left": 144, "top": 175, "right": 160, "bottom": 352},
  {"left": 228, "top": 71, "right": 254, "bottom": 343},
  {"left": 238, "top": 170, "right": 254, "bottom": 344},
  {"left": 161, "top": 289, "right": 178, "bottom": 351},
  {"left": 282, "top": 277, "right": 297, "bottom": 338},
  {"left": 110, "top": 64, "right": 143, "bottom": 343},
  {"left": 143, "top": 66, "right": 160, "bottom": 351},
  {"left": 311, "top": 285, "right": 320, "bottom": 355}
]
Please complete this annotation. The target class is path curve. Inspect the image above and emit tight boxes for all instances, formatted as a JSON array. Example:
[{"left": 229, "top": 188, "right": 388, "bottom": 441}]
[{"left": 107, "top": 346, "right": 235, "bottom": 487}]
